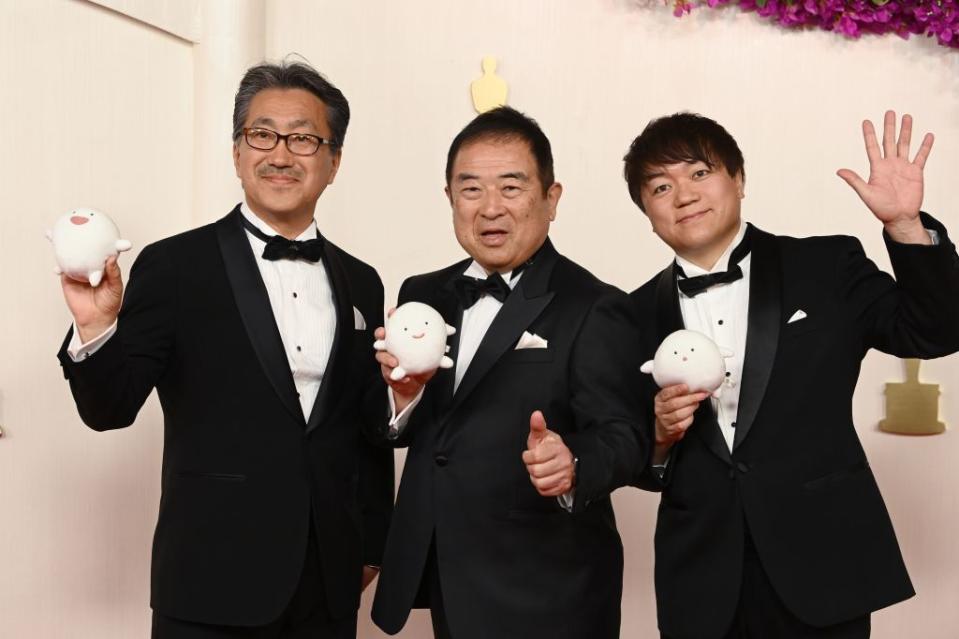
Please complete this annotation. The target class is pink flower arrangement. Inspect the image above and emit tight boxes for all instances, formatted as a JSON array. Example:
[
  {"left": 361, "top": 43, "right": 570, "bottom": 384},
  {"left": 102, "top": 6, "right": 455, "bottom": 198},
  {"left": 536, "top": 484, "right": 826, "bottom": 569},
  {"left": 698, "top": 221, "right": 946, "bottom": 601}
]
[{"left": 672, "top": 0, "right": 958, "bottom": 50}]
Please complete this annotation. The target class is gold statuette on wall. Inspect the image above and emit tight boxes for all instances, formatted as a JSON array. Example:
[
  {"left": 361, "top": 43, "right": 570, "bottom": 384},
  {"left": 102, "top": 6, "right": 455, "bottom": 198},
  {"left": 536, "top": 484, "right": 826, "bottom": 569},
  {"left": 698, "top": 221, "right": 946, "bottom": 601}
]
[
  {"left": 471, "top": 56, "right": 508, "bottom": 113},
  {"left": 880, "top": 359, "right": 945, "bottom": 435}
]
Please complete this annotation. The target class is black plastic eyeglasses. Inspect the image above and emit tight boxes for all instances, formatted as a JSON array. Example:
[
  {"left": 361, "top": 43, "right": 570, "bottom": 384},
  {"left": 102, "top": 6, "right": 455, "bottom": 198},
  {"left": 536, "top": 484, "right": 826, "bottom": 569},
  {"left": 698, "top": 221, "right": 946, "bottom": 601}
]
[{"left": 241, "top": 127, "right": 335, "bottom": 156}]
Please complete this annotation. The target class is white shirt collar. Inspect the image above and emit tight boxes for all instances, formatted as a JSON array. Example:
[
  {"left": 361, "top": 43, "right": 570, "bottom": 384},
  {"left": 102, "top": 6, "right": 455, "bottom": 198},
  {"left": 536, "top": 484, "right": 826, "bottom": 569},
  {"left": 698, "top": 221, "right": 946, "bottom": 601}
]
[
  {"left": 461, "top": 260, "right": 521, "bottom": 290},
  {"left": 240, "top": 201, "right": 318, "bottom": 242},
  {"left": 675, "top": 220, "right": 748, "bottom": 278}
]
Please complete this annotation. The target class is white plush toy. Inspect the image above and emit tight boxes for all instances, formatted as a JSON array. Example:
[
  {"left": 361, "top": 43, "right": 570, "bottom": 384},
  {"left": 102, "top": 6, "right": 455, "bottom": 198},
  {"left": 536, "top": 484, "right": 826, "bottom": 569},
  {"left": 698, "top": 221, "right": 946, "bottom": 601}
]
[
  {"left": 46, "top": 208, "right": 131, "bottom": 287},
  {"left": 640, "top": 329, "right": 733, "bottom": 398},
  {"left": 374, "top": 302, "right": 456, "bottom": 381}
]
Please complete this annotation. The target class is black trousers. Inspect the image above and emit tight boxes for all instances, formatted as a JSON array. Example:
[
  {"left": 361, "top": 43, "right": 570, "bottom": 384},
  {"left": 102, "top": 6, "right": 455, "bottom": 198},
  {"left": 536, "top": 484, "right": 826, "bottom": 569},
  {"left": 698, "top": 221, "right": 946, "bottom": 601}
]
[
  {"left": 152, "top": 522, "right": 357, "bottom": 639},
  {"left": 665, "top": 530, "right": 870, "bottom": 639}
]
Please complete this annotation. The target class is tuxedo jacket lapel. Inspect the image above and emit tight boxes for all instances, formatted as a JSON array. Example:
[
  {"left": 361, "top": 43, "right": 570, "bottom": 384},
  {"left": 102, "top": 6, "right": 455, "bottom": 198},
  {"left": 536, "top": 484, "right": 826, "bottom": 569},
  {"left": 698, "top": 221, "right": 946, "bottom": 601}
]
[
  {"left": 654, "top": 263, "right": 683, "bottom": 337},
  {"left": 433, "top": 275, "right": 464, "bottom": 415},
  {"left": 447, "top": 241, "right": 558, "bottom": 417},
  {"left": 733, "top": 227, "right": 781, "bottom": 450},
  {"left": 655, "top": 263, "right": 731, "bottom": 465},
  {"left": 216, "top": 207, "right": 303, "bottom": 424},
  {"left": 306, "top": 241, "right": 353, "bottom": 434}
]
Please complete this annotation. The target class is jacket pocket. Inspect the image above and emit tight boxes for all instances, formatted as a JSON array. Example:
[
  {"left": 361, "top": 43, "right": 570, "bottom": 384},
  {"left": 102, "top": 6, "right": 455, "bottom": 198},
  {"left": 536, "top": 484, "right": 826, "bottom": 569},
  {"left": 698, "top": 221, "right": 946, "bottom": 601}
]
[
  {"left": 802, "top": 460, "right": 869, "bottom": 492},
  {"left": 782, "top": 316, "right": 826, "bottom": 339},
  {"left": 503, "top": 348, "right": 554, "bottom": 363},
  {"left": 175, "top": 471, "right": 247, "bottom": 481}
]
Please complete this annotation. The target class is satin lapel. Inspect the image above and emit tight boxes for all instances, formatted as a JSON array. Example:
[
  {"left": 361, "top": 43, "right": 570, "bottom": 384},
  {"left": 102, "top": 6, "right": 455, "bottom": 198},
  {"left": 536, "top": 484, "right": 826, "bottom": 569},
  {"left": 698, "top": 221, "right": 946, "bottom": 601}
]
[
  {"left": 306, "top": 241, "right": 353, "bottom": 433},
  {"left": 434, "top": 275, "right": 463, "bottom": 415},
  {"left": 654, "top": 263, "right": 683, "bottom": 341},
  {"left": 732, "top": 228, "right": 781, "bottom": 450},
  {"left": 447, "top": 242, "right": 558, "bottom": 416},
  {"left": 656, "top": 263, "right": 731, "bottom": 464},
  {"left": 216, "top": 207, "right": 303, "bottom": 424}
]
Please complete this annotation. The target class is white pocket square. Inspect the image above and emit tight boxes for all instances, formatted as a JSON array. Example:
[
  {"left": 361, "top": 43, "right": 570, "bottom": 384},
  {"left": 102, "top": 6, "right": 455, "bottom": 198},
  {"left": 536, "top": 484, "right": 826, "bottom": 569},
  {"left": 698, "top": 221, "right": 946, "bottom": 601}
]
[
  {"left": 353, "top": 306, "right": 367, "bottom": 330},
  {"left": 787, "top": 309, "right": 808, "bottom": 324},
  {"left": 515, "top": 331, "right": 548, "bottom": 350}
]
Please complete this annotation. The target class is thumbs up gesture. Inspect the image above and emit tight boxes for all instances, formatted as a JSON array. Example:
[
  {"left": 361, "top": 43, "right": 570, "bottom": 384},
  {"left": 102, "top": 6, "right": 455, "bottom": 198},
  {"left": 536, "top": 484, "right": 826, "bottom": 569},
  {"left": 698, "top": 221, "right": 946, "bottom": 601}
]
[{"left": 521, "top": 410, "right": 575, "bottom": 497}]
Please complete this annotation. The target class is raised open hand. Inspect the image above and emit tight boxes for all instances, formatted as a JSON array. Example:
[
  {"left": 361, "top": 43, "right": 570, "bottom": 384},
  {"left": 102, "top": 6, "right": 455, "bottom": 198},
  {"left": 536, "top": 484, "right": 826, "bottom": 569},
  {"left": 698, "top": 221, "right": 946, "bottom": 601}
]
[{"left": 837, "top": 110, "right": 934, "bottom": 243}]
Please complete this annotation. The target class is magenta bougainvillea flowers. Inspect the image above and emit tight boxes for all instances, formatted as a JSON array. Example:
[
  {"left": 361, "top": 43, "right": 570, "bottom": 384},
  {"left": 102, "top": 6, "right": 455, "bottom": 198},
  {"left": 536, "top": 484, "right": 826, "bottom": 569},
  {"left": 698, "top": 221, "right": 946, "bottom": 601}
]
[{"left": 672, "top": 0, "right": 958, "bottom": 50}]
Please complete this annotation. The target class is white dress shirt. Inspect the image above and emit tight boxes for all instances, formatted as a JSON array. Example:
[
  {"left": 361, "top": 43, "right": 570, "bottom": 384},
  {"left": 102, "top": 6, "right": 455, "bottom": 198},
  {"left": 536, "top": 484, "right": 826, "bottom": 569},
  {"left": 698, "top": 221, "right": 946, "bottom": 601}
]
[
  {"left": 675, "top": 221, "right": 750, "bottom": 451},
  {"left": 68, "top": 202, "right": 337, "bottom": 421},
  {"left": 453, "top": 260, "right": 523, "bottom": 392}
]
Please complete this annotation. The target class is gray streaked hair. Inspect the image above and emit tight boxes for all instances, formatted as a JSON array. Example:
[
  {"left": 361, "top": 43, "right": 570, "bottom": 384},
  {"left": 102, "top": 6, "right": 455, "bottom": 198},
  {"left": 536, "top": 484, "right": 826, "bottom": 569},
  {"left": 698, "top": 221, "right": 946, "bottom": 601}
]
[{"left": 232, "top": 60, "right": 350, "bottom": 148}]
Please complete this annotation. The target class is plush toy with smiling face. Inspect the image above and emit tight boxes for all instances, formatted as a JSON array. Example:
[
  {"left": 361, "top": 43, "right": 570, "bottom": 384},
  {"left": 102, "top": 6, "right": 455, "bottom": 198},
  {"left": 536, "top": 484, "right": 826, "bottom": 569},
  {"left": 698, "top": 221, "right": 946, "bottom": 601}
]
[
  {"left": 640, "top": 329, "right": 733, "bottom": 398},
  {"left": 374, "top": 302, "right": 456, "bottom": 381},
  {"left": 46, "top": 208, "right": 132, "bottom": 287}
]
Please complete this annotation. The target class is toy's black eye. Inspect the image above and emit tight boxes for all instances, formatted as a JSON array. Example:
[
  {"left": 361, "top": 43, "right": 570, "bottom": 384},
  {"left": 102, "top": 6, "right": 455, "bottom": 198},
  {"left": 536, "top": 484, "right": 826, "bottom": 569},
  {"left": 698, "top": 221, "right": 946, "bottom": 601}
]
[
  {"left": 425, "top": 321, "right": 429, "bottom": 325},
  {"left": 90, "top": 213, "right": 95, "bottom": 216},
  {"left": 691, "top": 348, "right": 695, "bottom": 352},
  {"left": 403, "top": 327, "right": 407, "bottom": 331},
  {"left": 673, "top": 351, "right": 677, "bottom": 355}
]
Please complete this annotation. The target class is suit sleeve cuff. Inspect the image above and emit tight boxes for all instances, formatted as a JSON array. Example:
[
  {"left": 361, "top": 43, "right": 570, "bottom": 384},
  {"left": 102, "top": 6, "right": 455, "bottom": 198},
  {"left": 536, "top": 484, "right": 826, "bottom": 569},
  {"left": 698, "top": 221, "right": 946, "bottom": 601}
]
[
  {"left": 66, "top": 320, "right": 118, "bottom": 362},
  {"left": 387, "top": 387, "right": 424, "bottom": 437}
]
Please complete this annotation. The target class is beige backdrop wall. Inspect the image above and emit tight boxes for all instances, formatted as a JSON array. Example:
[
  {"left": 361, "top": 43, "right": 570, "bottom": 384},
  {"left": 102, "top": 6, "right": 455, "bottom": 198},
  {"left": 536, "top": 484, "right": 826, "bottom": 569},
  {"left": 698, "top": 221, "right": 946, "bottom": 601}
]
[{"left": 2, "top": 0, "right": 957, "bottom": 637}]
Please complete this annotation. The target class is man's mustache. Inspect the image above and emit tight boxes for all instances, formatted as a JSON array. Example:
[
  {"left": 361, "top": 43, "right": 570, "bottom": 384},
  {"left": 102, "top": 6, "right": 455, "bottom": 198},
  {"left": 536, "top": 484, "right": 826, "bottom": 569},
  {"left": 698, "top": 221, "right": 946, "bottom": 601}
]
[{"left": 257, "top": 166, "right": 303, "bottom": 179}]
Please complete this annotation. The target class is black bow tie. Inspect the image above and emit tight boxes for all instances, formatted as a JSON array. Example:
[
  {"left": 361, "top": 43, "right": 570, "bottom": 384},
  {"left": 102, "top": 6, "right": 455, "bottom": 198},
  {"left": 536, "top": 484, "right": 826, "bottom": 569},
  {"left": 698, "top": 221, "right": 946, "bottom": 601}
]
[
  {"left": 240, "top": 215, "right": 324, "bottom": 263},
  {"left": 453, "top": 272, "right": 512, "bottom": 308},
  {"left": 676, "top": 226, "right": 752, "bottom": 298}
]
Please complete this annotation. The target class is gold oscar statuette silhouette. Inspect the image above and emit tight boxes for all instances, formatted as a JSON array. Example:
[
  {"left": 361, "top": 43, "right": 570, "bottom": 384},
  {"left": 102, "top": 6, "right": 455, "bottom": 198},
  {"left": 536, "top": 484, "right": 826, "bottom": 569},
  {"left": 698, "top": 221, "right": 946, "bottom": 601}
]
[
  {"left": 879, "top": 358, "right": 945, "bottom": 435},
  {"left": 471, "top": 56, "right": 508, "bottom": 114}
]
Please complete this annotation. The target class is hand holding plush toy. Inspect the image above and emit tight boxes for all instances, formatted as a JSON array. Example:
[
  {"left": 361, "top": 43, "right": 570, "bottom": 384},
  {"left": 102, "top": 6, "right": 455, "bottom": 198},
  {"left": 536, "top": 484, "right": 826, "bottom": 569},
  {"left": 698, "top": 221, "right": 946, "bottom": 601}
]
[
  {"left": 641, "top": 329, "right": 732, "bottom": 398},
  {"left": 374, "top": 302, "right": 456, "bottom": 381},
  {"left": 46, "top": 208, "right": 131, "bottom": 287}
]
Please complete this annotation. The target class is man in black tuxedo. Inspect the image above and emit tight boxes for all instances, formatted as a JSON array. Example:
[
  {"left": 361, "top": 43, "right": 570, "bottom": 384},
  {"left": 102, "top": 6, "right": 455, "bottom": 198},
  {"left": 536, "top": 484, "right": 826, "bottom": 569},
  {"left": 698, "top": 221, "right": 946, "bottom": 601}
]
[
  {"left": 368, "top": 107, "right": 650, "bottom": 639},
  {"left": 56, "top": 62, "right": 393, "bottom": 638},
  {"left": 626, "top": 111, "right": 959, "bottom": 639}
]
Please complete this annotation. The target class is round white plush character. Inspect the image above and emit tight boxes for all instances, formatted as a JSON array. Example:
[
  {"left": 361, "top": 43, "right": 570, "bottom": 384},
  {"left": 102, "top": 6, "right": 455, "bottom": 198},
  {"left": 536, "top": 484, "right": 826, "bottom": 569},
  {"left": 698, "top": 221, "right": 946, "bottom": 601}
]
[
  {"left": 374, "top": 302, "right": 456, "bottom": 381},
  {"left": 46, "top": 208, "right": 132, "bottom": 287},
  {"left": 640, "top": 329, "right": 733, "bottom": 398}
]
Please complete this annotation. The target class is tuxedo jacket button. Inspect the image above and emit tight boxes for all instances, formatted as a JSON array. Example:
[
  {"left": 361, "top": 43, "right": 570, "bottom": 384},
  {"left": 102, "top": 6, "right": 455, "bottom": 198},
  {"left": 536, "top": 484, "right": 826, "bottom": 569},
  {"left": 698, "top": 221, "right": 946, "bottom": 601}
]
[
  {"left": 434, "top": 454, "right": 449, "bottom": 467},
  {"left": 728, "top": 468, "right": 736, "bottom": 480}
]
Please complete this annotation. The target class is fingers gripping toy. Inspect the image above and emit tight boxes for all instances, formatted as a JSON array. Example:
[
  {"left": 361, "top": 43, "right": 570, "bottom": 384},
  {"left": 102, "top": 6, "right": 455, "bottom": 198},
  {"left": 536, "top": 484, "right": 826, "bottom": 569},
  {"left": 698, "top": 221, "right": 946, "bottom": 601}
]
[
  {"left": 640, "top": 329, "right": 733, "bottom": 398},
  {"left": 374, "top": 302, "right": 456, "bottom": 381},
  {"left": 46, "top": 208, "right": 131, "bottom": 287}
]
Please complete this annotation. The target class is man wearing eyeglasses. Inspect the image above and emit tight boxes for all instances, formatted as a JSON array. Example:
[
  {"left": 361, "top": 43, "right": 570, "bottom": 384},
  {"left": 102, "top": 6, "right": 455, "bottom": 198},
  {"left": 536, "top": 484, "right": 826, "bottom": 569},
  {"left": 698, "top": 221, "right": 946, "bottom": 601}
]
[{"left": 56, "top": 61, "right": 393, "bottom": 638}]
